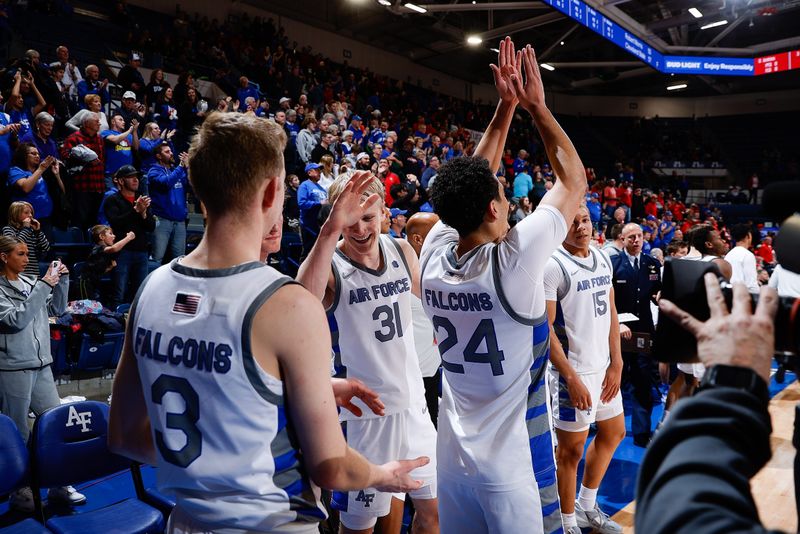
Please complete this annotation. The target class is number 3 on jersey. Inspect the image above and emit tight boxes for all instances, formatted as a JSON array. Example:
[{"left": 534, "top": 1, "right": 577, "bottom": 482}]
[
  {"left": 432, "top": 316, "right": 505, "bottom": 376},
  {"left": 151, "top": 375, "right": 202, "bottom": 468}
]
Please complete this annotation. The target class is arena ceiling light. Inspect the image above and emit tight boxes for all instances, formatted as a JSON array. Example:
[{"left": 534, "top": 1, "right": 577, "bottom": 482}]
[
  {"left": 700, "top": 19, "right": 728, "bottom": 30},
  {"left": 540, "top": 63, "right": 555, "bottom": 71},
  {"left": 666, "top": 82, "right": 688, "bottom": 91},
  {"left": 467, "top": 35, "right": 483, "bottom": 46},
  {"left": 377, "top": 0, "right": 392, "bottom": 5},
  {"left": 490, "top": 47, "right": 500, "bottom": 53},
  {"left": 404, "top": 3, "right": 427, "bottom": 13},
  {"left": 688, "top": 7, "right": 703, "bottom": 18}
]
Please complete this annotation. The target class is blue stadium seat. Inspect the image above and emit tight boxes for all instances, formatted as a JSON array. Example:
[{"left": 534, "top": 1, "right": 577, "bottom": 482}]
[
  {"left": 74, "top": 332, "right": 124, "bottom": 373},
  {"left": 115, "top": 304, "right": 130, "bottom": 315},
  {"left": 51, "top": 228, "right": 85, "bottom": 244},
  {"left": 0, "top": 415, "right": 52, "bottom": 534},
  {"left": 28, "top": 402, "right": 164, "bottom": 534},
  {"left": 141, "top": 488, "right": 175, "bottom": 518}
]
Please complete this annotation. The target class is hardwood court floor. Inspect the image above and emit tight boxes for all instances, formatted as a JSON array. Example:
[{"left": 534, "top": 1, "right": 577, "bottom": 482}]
[{"left": 611, "top": 379, "right": 799, "bottom": 533}]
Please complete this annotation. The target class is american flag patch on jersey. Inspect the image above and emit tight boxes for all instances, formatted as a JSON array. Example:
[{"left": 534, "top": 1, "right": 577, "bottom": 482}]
[{"left": 173, "top": 292, "right": 201, "bottom": 315}]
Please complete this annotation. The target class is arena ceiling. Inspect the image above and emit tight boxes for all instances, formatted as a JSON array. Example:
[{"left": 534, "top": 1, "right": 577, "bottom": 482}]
[{"left": 256, "top": 0, "right": 800, "bottom": 97}]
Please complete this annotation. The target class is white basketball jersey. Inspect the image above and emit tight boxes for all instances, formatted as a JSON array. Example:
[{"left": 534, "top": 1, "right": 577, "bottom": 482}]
[
  {"left": 544, "top": 246, "right": 614, "bottom": 375},
  {"left": 133, "top": 260, "right": 326, "bottom": 532},
  {"left": 328, "top": 235, "right": 426, "bottom": 421},
  {"left": 420, "top": 241, "right": 551, "bottom": 489}
]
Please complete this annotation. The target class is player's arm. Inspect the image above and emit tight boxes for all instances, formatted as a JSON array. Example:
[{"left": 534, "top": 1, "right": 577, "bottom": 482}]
[
  {"left": 108, "top": 313, "right": 156, "bottom": 465},
  {"left": 396, "top": 238, "right": 422, "bottom": 298},
  {"left": 511, "top": 46, "right": 585, "bottom": 224},
  {"left": 474, "top": 36, "right": 518, "bottom": 173},
  {"left": 546, "top": 299, "right": 591, "bottom": 410},
  {"left": 601, "top": 286, "right": 623, "bottom": 403},
  {"left": 260, "top": 284, "right": 427, "bottom": 492}
]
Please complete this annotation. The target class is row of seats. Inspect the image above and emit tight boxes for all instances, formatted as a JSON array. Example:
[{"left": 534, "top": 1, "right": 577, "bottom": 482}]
[
  {"left": 0, "top": 402, "right": 175, "bottom": 534},
  {"left": 50, "top": 331, "right": 125, "bottom": 378}
]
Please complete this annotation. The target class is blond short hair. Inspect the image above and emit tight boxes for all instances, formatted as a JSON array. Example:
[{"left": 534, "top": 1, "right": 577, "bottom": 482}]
[
  {"left": 328, "top": 171, "right": 384, "bottom": 206},
  {"left": 188, "top": 113, "right": 287, "bottom": 216},
  {"left": 7, "top": 201, "right": 33, "bottom": 229}
]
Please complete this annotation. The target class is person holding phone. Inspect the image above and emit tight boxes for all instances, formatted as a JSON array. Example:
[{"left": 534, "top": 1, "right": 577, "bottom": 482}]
[{"left": 0, "top": 236, "right": 85, "bottom": 511}]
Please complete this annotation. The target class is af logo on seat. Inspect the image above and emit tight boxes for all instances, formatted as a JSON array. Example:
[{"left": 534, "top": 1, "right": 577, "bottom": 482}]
[{"left": 65, "top": 405, "right": 93, "bottom": 433}]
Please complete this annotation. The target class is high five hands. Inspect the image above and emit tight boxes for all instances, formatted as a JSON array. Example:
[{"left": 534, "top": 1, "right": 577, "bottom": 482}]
[{"left": 489, "top": 37, "right": 546, "bottom": 112}]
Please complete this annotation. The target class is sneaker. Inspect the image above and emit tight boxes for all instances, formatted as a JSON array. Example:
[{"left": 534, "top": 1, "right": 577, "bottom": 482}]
[
  {"left": 10, "top": 487, "right": 34, "bottom": 513},
  {"left": 47, "top": 486, "right": 87, "bottom": 506},
  {"left": 565, "top": 526, "right": 583, "bottom": 534},
  {"left": 575, "top": 500, "right": 622, "bottom": 534}
]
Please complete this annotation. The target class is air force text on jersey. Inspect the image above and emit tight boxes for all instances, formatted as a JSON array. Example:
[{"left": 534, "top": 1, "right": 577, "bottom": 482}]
[
  {"left": 423, "top": 289, "right": 493, "bottom": 312},
  {"left": 575, "top": 274, "right": 612, "bottom": 292},
  {"left": 134, "top": 327, "right": 232, "bottom": 374},
  {"left": 348, "top": 277, "right": 411, "bottom": 304}
]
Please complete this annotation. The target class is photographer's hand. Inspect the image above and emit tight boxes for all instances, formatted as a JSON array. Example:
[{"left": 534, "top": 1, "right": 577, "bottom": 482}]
[{"left": 660, "top": 274, "right": 778, "bottom": 383}]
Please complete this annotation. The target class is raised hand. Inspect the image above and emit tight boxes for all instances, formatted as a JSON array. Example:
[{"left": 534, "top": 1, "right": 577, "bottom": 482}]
[
  {"left": 489, "top": 36, "right": 520, "bottom": 105},
  {"left": 509, "top": 45, "right": 546, "bottom": 112},
  {"left": 39, "top": 155, "right": 55, "bottom": 171},
  {"left": 327, "top": 171, "right": 381, "bottom": 231}
]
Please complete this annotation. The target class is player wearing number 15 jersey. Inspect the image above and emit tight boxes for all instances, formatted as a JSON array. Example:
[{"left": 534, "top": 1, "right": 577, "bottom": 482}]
[
  {"left": 108, "top": 114, "right": 427, "bottom": 534},
  {"left": 419, "top": 40, "right": 586, "bottom": 533},
  {"left": 297, "top": 172, "right": 438, "bottom": 534},
  {"left": 544, "top": 206, "right": 624, "bottom": 534}
]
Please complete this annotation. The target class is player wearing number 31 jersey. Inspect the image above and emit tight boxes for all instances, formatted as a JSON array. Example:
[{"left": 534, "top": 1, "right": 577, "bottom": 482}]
[
  {"left": 420, "top": 39, "right": 586, "bottom": 533},
  {"left": 297, "top": 171, "right": 438, "bottom": 534}
]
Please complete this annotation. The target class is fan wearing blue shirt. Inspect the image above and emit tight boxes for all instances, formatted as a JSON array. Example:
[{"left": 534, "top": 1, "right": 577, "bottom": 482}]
[
  {"left": 297, "top": 162, "right": 328, "bottom": 259},
  {"left": 146, "top": 144, "right": 189, "bottom": 264},
  {"left": 101, "top": 113, "right": 139, "bottom": 189},
  {"left": 512, "top": 168, "right": 533, "bottom": 200}
]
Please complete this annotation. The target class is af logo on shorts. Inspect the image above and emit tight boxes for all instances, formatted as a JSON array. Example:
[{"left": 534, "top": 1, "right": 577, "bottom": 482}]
[
  {"left": 65, "top": 405, "right": 93, "bottom": 433},
  {"left": 355, "top": 490, "right": 376, "bottom": 507}
]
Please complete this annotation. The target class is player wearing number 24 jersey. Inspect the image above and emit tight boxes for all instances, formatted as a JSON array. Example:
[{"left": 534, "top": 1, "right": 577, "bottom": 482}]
[{"left": 420, "top": 39, "right": 587, "bottom": 533}]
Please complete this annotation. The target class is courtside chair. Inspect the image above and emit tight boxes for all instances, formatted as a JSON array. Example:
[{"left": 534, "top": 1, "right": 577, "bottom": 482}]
[
  {"left": 0, "top": 414, "right": 52, "bottom": 534},
  {"left": 28, "top": 402, "right": 164, "bottom": 534}
]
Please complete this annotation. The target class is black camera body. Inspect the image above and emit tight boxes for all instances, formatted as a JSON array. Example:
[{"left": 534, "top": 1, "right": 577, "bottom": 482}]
[{"left": 654, "top": 258, "right": 800, "bottom": 364}]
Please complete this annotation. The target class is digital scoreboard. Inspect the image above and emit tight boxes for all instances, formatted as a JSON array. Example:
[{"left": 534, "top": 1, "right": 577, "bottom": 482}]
[{"left": 541, "top": 0, "right": 800, "bottom": 77}]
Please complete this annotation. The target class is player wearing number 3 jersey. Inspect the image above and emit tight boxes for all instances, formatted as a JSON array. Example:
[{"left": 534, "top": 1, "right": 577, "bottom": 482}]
[
  {"left": 108, "top": 114, "right": 428, "bottom": 534},
  {"left": 419, "top": 38, "right": 586, "bottom": 533},
  {"left": 297, "top": 171, "right": 438, "bottom": 534}
]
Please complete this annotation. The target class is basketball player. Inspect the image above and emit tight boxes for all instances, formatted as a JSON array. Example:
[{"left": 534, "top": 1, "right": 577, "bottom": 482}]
[
  {"left": 406, "top": 212, "right": 442, "bottom": 426},
  {"left": 296, "top": 171, "right": 438, "bottom": 534},
  {"left": 544, "top": 206, "right": 624, "bottom": 534},
  {"left": 108, "top": 114, "right": 427, "bottom": 534},
  {"left": 670, "top": 225, "right": 731, "bottom": 399},
  {"left": 420, "top": 40, "right": 586, "bottom": 533}
]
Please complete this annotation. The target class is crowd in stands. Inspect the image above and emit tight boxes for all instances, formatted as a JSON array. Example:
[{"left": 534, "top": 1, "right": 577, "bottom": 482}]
[{"left": 0, "top": 3, "right": 787, "bottom": 310}]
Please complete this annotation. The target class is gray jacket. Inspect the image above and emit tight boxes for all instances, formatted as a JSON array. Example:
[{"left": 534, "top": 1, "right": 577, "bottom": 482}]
[
  {"left": 0, "top": 274, "right": 69, "bottom": 371},
  {"left": 296, "top": 128, "right": 317, "bottom": 164}
]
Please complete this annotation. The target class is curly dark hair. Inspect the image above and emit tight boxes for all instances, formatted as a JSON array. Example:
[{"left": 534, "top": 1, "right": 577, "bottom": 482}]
[
  {"left": 430, "top": 156, "right": 499, "bottom": 236},
  {"left": 689, "top": 224, "right": 715, "bottom": 254}
]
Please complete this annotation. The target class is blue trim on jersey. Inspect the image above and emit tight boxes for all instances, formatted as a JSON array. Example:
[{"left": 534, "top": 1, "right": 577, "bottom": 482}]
[
  {"left": 330, "top": 491, "right": 348, "bottom": 512},
  {"left": 328, "top": 313, "right": 346, "bottom": 378},
  {"left": 272, "top": 406, "right": 327, "bottom": 522},
  {"left": 526, "top": 403, "right": 548, "bottom": 419},
  {"left": 557, "top": 375, "right": 577, "bottom": 422}
]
